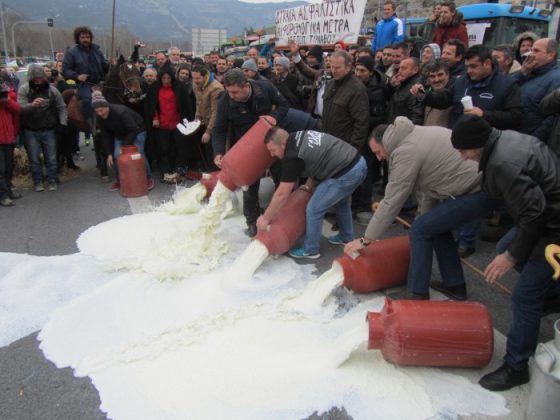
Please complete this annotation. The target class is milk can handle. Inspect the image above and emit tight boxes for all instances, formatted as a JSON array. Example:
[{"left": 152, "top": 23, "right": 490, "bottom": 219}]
[{"left": 536, "top": 343, "right": 556, "bottom": 373}]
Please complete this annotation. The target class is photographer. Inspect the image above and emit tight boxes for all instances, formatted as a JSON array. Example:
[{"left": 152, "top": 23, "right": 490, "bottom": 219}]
[{"left": 288, "top": 40, "right": 331, "bottom": 118}]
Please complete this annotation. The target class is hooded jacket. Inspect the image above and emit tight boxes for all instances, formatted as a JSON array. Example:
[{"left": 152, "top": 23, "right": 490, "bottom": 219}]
[
  {"left": 364, "top": 117, "right": 480, "bottom": 240},
  {"left": 512, "top": 31, "right": 538, "bottom": 63},
  {"left": 18, "top": 65, "right": 67, "bottom": 131},
  {"left": 0, "top": 86, "right": 20, "bottom": 144},
  {"left": 432, "top": 11, "right": 469, "bottom": 49},
  {"left": 480, "top": 129, "right": 560, "bottom": 261}
]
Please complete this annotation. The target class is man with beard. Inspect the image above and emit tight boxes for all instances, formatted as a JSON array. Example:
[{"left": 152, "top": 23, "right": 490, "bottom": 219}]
[{"left": 63, "top": 26, "right": 108, "bottom": 123}]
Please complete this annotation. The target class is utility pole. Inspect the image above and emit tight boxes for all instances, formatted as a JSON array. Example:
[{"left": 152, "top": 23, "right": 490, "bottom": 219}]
[
  {"left": 47, "top": 18, "right": 54, "bottom": 60},
  {"left": 0, "top": 1, "right": 10, "bottom": 63},
  {"left": 110, "top": 0, "right": 116, "bottom": 61}
]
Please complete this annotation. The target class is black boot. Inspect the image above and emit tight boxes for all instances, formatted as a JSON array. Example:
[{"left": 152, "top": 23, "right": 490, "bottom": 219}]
[
  {"left": 479, "top": 363, "right": 529, "bottom": 391},
  {"left": 244, "top": 223, "right": 257, "bottom": 238},
  {"left": 430, "top": 282, "right": 467, "bottom": 301}
]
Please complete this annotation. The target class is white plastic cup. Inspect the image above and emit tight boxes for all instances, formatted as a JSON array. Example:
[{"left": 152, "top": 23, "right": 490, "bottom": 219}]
[{"left": 461, "top": 96, "right": 473, "bottom": 111}]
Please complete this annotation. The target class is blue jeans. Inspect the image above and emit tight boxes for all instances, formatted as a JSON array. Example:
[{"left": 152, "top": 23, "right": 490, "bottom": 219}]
[
  {"left": 303, "top": 157, "right": 367, "bottom": 254},
  {"left": 408, "top": 191, "right": 499, "bottom": 294},
  {"left": 113, "top": 132, "right": 152, "bottom": 181},
  {"left": 23, "top": 129, "right": 57, "bottom": 185},
  {"left": 495, "top": 228, "right": 560, "bottom": 369},
  {"left": 457, "top": 218, "right": 480, "bottom": 249}
]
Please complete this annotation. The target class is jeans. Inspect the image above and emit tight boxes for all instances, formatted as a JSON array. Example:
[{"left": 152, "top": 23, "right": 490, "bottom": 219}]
[
  {"left": 23, "top": 129, "right": 58, "bottom": 185},
  {"left": 495, "top": 227, "right": 560, "bottom": 369},
  {"left": 352, "top": 150, "right": 380, "bottom": 212},
  {"left": 77, "top": 83, "right": 93, "bottom": 120},
  {"left": 407, "top": 191, "right": 499, "bottom": 294},
  {"left": 113, "top": 132, "right": 152, "bottom": 181},
  {"left": 457, "top": 218, "right": 480, "bottom": 249},
  {"left": 303, "top": 157, "right": 367, "bottom": 254}
]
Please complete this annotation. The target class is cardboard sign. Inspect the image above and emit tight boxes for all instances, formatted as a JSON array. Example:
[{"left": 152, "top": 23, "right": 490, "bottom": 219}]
[{"left": 275, "top": 0, "right": 367, "bottom": 45}]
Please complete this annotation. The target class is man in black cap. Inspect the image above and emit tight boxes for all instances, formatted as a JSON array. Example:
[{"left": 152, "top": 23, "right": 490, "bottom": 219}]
[
  {"left": 92, "top": 94, "right": 154, "bottom": 191},
  {"left": 451, "top": 114, "right": 560, "bottom": 391}
]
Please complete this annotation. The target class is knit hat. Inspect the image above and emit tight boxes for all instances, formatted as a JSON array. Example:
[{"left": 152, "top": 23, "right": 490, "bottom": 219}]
[
  {"left": 27, "top": 64, "right": 48, "bottom": 81},
  {"left": 451, "top": 115, "right": 492, "bottom": 150},
  {"left": 308, "top": 45, "right": 323, "bottom": 63},
  {"left": 241, "top": 59, "right": 257, "bottom": 72},
  {"left": 91, "top": 93, "right": 109, "bottom": 109},
  {"left": 356, "top": 56, "right": 374, "bottom": 72},
  {"left": 274, "top": 56, "right": 290, "bottom": 70}
]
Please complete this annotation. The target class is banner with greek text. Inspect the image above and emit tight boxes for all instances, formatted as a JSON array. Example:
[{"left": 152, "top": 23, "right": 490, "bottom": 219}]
[{"left": 275, "top": 0, "right": 367, "bottom": 45}]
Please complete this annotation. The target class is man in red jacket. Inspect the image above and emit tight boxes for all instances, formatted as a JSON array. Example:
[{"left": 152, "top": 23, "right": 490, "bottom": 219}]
[
  {"left": 432, "top": 2, "right": 468, "bottom": 49},
  {"left": 0, "top": 80, "right": 21, "bottom": 206}
]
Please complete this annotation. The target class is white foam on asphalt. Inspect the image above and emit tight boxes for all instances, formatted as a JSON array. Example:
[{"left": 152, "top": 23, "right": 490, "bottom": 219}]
[{"left": 0, "top": 192, "right": 510, "bottom": 419}]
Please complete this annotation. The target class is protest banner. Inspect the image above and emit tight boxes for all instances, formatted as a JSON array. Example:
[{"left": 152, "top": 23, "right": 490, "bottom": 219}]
[{"left": 275, "top": 0, "right": 367, "bottom": 46}]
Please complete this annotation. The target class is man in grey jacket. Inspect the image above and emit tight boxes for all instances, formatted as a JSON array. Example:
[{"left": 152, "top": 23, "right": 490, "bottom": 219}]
[
  {"left": 18, "top": 65, "right": 67, "bottom": 191},
  {"left": 344, "top": 116, "right": 499, "bottom": 299}
]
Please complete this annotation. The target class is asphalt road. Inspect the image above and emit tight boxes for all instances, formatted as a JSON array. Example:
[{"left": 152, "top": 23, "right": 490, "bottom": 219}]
[{"left": 0, "top": 143, "right": 557, "bottom": 420}]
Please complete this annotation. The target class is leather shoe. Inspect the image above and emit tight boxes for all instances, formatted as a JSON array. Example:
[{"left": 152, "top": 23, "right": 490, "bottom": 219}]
[
  {"left": 389, "top": 288, "right": 429, "bottom": 300},
  {"left": 244, "top": 224, "right": 257, "bottom": 237},
  {"left": 458, "top": 246, "right": 476, "bottom": 258},
  {"left": 430, "top": 282, "right": 467, "bottom": 301},
  {"left": 0, "top": 197, "right": 14, "bottom": 207},
  {"left": 479, "top": 363, "right": 529, "bottom": 391}
]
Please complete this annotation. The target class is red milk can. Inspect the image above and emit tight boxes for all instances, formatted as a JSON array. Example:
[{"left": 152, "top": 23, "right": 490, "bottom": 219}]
[
  {"left": 200, "top": 171, "right": 221, "bottom": 198},
  {"left": 118, "top": 145, "right": 148, "bottom": 197},
  {"left": 367, "top": 298, "right": 494, "bottom": 368},
  {"left": 218, "top": 119, "right": 276, "bottom": 191},
  {"left": 337, "top": 236, "right": 410, "bottom": 293},
  {"left": 255, "top": 189, "right": 311, "bottom": 255}
]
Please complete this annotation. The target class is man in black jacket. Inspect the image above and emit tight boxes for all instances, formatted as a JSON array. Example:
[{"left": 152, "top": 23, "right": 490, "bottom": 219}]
[
  {"left": 93, "top": 95, "right": 154, "bottom": 191},
  {"left": 451, "top": 115, "right": 560, "bottom": 392},
  {"left": 212, "top": 69, "right": 289, "bottom": 236},
  {"left": 387, "top": 57, "right": 424, "bottom": 125},
  {"left": 353, "top": 55, "right": 388, "bottom": 221},
  {"left": 416, "top": 44, "right": 523, "bottom": 129}
]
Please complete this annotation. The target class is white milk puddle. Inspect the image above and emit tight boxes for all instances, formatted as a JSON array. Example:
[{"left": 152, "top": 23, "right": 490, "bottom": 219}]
[{"left": 1, "top": 184, "right": 508, "bottom": 419}]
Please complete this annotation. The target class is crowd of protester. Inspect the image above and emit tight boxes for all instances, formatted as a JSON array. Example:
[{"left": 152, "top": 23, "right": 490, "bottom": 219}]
[{"left": 1, "top": 0, "right": 560, "bottom": 394}]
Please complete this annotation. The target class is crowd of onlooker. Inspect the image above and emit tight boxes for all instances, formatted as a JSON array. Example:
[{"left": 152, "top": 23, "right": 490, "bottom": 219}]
[{"left": 1, "top": 1, "right": 559, "bottom": 212}]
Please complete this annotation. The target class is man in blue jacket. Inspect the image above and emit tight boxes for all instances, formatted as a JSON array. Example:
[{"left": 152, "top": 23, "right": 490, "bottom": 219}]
[
  {"left": 63, "top": 26, "right": 109, "bottom": 123},
  {"left": 371, "top": 1, "right": 405, "bottom": 54},
  {"left": 511, "top": 38, "right": 560, "bottom": 143}
]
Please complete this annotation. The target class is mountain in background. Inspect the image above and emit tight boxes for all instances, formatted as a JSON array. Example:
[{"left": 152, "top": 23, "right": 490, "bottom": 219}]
[{"left": 5, "top": 0, "right": 307, "bottom": 41}]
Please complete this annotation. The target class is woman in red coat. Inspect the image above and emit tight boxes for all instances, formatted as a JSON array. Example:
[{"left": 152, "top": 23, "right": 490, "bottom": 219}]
[{"left": 0, "top": 80, "right": 21, "bottom": 206}]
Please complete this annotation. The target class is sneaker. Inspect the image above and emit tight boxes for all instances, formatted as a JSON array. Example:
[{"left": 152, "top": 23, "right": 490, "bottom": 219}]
[
  {"left": 288, "top": 247, "right": 320, "bottom": 260},
  {"left": 327, "top": 234, "right": 348, "bottom": 245},
  {"left": 9, "top": 191, "right": 22, "bottom": 199},
  {"left": 48, "top": 182, "right": 58, "bottom": 191},
  {"left": 110, "top": 182, "right": 120, "bottom": 191},
  {"left": 458, "top": 246, "right": 476, "bottom": 258},
  {"left": 84, "top": 137, "right": 91, "bottom": 147},
  {"left": 34, "top": 184, "right": 45, "bottom": 192},
  {"left": 0, "top": 197, "right": 14, "bottom": 207},
  {"left": 100, "top": 175, "right": 111, "bottom": 183},
  {"left": 479, "top": 363, "right": 529, "bottom": 391},
  {"left": 430, "top": 282, "right": 467, "bottom": 301},
  {"left": 389, "top": 288, "right": 429, "bottom": 300},
  {"left": 147, "top": 178, "right": 155, "bottom": 191}
]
